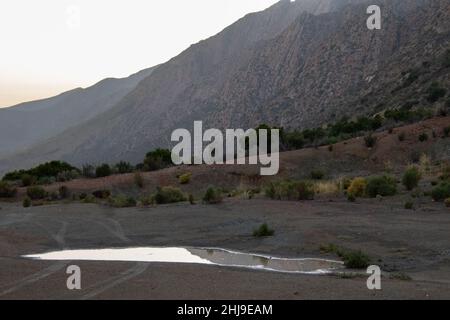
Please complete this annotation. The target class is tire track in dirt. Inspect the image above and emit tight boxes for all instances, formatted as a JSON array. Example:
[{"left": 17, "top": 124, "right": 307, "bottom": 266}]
[
  {"left": 79, "top": 262, "right": 149, "bottom": 300},
  {"left": 0, "top": 262, "right": 67, "bottom": 297}
]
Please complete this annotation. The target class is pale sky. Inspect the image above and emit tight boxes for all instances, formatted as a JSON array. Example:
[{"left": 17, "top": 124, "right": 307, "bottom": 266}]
[{"left": 0, "top": 0, "right": 279, "bottom": 107}]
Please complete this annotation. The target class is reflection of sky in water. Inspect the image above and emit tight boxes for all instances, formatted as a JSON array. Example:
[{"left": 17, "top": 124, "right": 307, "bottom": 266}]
[{"left": 24, "top": 247, "right": 344, "bottom": 274}]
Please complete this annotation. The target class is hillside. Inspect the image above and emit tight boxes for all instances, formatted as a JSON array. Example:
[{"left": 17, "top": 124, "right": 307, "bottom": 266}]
[
  {"left": 1, "top": 0, "right": 449, "bottom": 175},
  {"left": 0, "top": 67, "right": 156, "bottom": 158}
]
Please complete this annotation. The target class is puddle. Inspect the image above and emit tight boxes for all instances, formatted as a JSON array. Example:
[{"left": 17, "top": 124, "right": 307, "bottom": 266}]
[{"left": 23, "top": 247, "right": 344, "bottom": 274}]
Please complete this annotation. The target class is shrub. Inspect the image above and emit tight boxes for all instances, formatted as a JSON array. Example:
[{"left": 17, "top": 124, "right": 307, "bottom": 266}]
[
  {"left": 21, "top": 174, "right": 36, "bottom": 187},
  {"left": 265, "top": 180, "right": 314, "bottom": 201},
  {"left": 26, "top": 186, "right": 47, "bottom": 200},
  {"left": 153, "top": 186, "right": 186, "bottom": 204},
  {"left": 444, "top": 127, "right": 450, "bottom": 138},
  {"left": 404, "top": 202, "right": 414, "bottom": 210},
  {"left": 402, "top": 166, "right": 422, "bottom": 191},
  {"left": 82, "top": 164, "right": 96, "bottom": 178},
  {"left": 59, "top": 186, "right": 70, "bottom": 199},
  {"left": 134, "top": 172, "right": 144, "bottom": 188},
  {"left": 23, "top": 197, "right": 32, "bottom": 208},
  {"left": 95, "top": 164, "right": 111, "bottom": 178},
  {"left": 81, "top": 194, "right": 97, "bottom": 204},
  {"left": 92, "top": 190, "right": 111, "bottom": 199},
  {"left": 418, "top": 132, "right": 429, "bottom": 142},
  {"left": 203, "top": 187, "right": 223, "bottom": 204},
  {"left": 364, "top": 134, "right": 377, "bottom": 148},
  {"left": 445, "top": 198, "right": 450, "bottom": 208},
  {"left": 109, "top": 195, "right": 136, "bottom": 208},
  {"left": 366, "top": 176, "right": 397, "bottom": 198},
  {"left": 144, "top": 149, "right": 172, "bottom": 171},
  {"left": 432, "top": 183, "right": 450, "bottom": 201},
  {"left": 0, "top": 181, "right": 17, "bottom": 198},
  {"left": 427, "top": 82, "right": 447, "bottom": 103},
  {"left": 397, "top": 132, "right": 405, "bottom": 141},
  {"left": 310, "top": 170, "right": 325, "bottom": 180},
  {"left": 347, "top": 178, "right": 367, "bottom": 197},
  {"left": 3, "top": 161, "right": 79, "bottom": 181},
  {"left": 56, "top": 170, "right": 80, "bottom": 182},
  {"left": 253, "top": 223, "right": 274, "bottom": 237},
  {"left": 188, "top": 194, "right": 195, "bottom": 205},
  {"left": 115, "top": 161, "right": 134, "bottom": 174},
  {"left": 342, "top": 250, "right": 371, "bottom": 269},
  {"left": 347, "top": 194, "right": 356, "bottom": 202},
  {"left": 37, "top": 176, "right": 55, "bottom": 185},
  {"left": 179, "top": 172, "right": 192, "bottom": 184}
]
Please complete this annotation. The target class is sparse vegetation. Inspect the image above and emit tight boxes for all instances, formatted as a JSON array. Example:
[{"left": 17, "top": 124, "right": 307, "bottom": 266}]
[
  {"left": 365, "top": 176, "right": 397, "bottom": 198},
  {"left": 402, "top": 166, "right": 422, "bottom": 191},
  {"left": 253, "top": 223, "right": 274, "bottom": 237},
  {"left": 0, "top": 181, "right": 17, "bottom": 198},
  {"left": 426, "top": 82, "right": 447, "bottom": 103},
  {"left": 418, "top": 132, "right": 429, "bottom": 142},
  {"left": 364, "top": 134, "right": 377, "bottom": 148},
  {"left": 265, "top": 180, "right": 314, "bottom": 201},
  {"left": 404, "top": 202, "right": 414, "bottom": 210},
  {"left": 23, "top": 197, "right": 31, "bottom": 208},
  {"left": 310, "top": 169, "right": 325, "bottom": 180},
  {"left": 347, "top": 178, "right": 367, "bottom": 198},
  {"left": 432, "top": 182, "right": 450, "bottom": 201},
  {"left": 92, "top": 190, "right": 111, "bottom": 199},
  {"left": 153, "top": 186, "right": 186, "bottom": 204},
  {"left": 179, "top": 172, "right": 192, "bottom": 184},
  {"left": 143, "top": 148, "right": 173, "bottom": 171},
  {"left": 203, "top": 186, "right": 223, "bottom": 204},
  {"left": 26, "top": 186, "right": 47, "bottom": 200},
  {"left": 95, "top": 164, "right": 112, "bottom": 178},
  {"left": 320, "top": 244, "right": 370, "bottom": 269},
  {"left": 108, "top": 195, "right": 137, "bottom": 208},
  {"left": 134, "top": 172, "right": 144, "bottom": 188},
  {"left": 58, "top": 186, "right": 70, "bottom": 199}
]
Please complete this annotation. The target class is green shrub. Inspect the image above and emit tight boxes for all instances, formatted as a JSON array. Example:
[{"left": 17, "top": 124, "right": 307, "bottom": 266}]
[
  {"left": 92, "top": 190, "right": 111, "bottom": 199},
  {"left": 95, "top": 164, "right": 111, "bottom": 178},
  {"left": 81, "top": 164, "right": 96, "bottom": 178},
  {"left": 265, "top": 180, "right": 314, "bottom": 201},
  {"left": 81, "top": 194, "right": 97, "bottom": 204},
  {"left": 21, "top": 174, "right": 36, "bottom": 187},
  {"left": 0, "top": 181, "right": 17, "bottom": 198},
  {"left": 134, "top": 172, "right": 144, "bottom": 188},
  {"left": 404, "top": 202, "right": 414, "bottom": 210},
  {"left": 56, "top": 170, "right": 80, "bottom": 182},
  {"left": 253, "top": 223, "right": 274, "bottom": 237},
  {"left": 109, "top": 195, "right": 136, "bottom": 208},
  {"left": 153, "top": 186, "right": 186, "bottom": 204},
  {"left": 366, "top": 176, "right": 397, "bottom": 198},
  {"left": 188, "top": 194, "right": 195, "bottom": 205},
  {"left": 310, "top": 170, "right": 325, "bottom": 180},
  {"left": 59, "top": 186, "right": 70, "bottom": 199},
  {"left": 427, "top": 82, "right": 447, "bottom": 103},
  {"left": 347, "top": 194, "right": 356, "bottom": 202},
  {"left": 115, "top": 161, "right": 134, "bottom": 174},
  {"left": 203, "top": 186, "right": 223, "bottom": 204},
  {"left": 37, "top": 176, "right": 55, "bottom": 185},
  {"left": 179, "top": 172, "right": 192, "bottom": 184},
  {"left": 342, "top": 250, "right": 371, "bottom": 269},
  {"left": 23, "top": 197, "right": 32, "bottom": 208},
  {"left": 3, "top": 161, "right": 79, "bottom": 181},
  {"left": 418, "top": 132, "right": 429, "bottom": 142},
  {"left": 347, "top": 178, "right": 367, "bottom": 197},
  {"left": 445, "top": 198, "right": 450, "bottom": 208},
  {"left": 26, "top": 186, "right": 47, "bottom": 200},
  {"left": 432, "top": 182, "right": 450, "bottom": 201},
  {"left": 402, "top": 166, "right": 422, "bottom": 191},
  {"left": 364, "top": 134, "right": 377, "bottom": 148},
  {"left": 144, "top": 149, "right": 172, "bottom": 171},
  {"left": 444, "top": 127, "right": 450, "bottom": 138}
]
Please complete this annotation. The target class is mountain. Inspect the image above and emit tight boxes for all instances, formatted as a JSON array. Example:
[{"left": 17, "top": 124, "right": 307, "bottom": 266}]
[
  {"left": 0, "top": 67, "right": 156, "bottom": 157},
  {"left": 1, "top": 0, "right": 449, "bottom": 175}
]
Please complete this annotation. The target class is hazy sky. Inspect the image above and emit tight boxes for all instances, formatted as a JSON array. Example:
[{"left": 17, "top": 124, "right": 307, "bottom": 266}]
[{"left": 0, "top": 0, "right": 279, "bottom": 107}]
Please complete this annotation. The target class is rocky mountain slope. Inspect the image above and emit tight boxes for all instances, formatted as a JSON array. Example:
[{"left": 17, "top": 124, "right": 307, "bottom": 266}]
[
  {"left": 1, "top": 0, "right": 449, "bottom": 174},
  {"left": 0, "top": 67, "right": 156, "bottom": 157}
]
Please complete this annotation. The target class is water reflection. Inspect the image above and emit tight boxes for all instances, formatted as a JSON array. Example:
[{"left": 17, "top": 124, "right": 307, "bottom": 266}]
[{"left": 24, "top": 247, "right": 344, "bottom": 274}]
